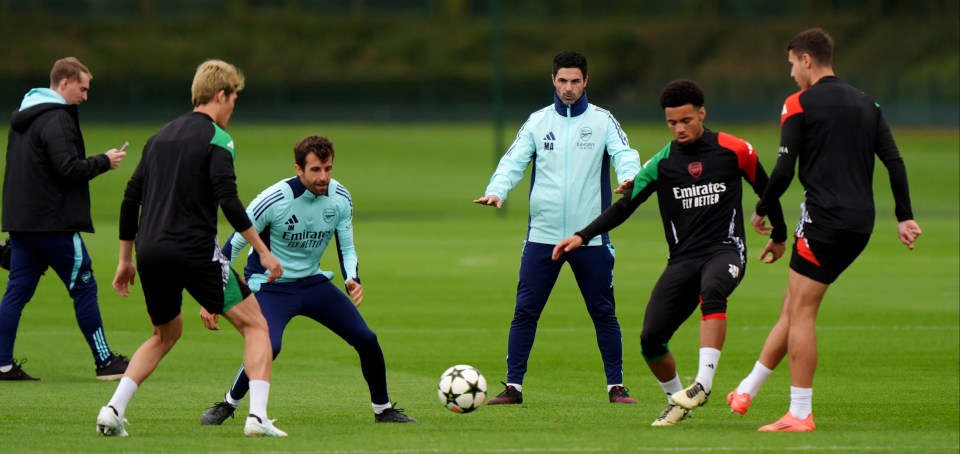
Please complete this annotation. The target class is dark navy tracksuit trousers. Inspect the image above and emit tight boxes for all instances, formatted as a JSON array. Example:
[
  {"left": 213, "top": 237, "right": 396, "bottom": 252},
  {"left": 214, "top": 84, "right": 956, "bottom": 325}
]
[
  {"left": 506, "top": 242, "right": 623, "bottom": 385},
  {"left": 226, "top": 275, "right": 389, "bottom": 405},
  {"left": 0, "top": 232, "right": 113, "bottom": 367}
]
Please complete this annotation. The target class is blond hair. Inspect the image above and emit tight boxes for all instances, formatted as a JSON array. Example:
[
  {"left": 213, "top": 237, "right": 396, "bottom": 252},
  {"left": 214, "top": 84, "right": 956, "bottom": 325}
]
[
  {"left": 191, "top": 59, "right": 245, "bottom": 107},
  {"left": 50, "top": 57, "right": 92, "bottom": 87}
]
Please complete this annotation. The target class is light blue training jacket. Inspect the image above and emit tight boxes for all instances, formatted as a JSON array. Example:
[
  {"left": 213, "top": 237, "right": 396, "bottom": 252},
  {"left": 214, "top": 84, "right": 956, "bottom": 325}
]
[
  {"left": 223, "top": 176, "right": 358, "bottom": 292},
  {"left": 484, "top": 92, "right": 641, "bottom": 246}
]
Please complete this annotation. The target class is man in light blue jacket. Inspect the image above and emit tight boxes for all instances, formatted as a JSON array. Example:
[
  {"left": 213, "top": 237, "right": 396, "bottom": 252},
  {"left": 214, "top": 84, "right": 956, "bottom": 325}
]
[{"left": 474, "top": 51, "right": 641, "bottom": 404}]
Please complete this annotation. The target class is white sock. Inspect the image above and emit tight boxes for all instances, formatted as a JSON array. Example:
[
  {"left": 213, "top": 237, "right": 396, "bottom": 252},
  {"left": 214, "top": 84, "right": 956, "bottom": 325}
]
[
  {"left": 694, "top": 347, "right": 722, "bottom": 393},
  {"left": 507, "top": 382, "right": 522, "bottom": 392},
  {"left": 789, "top": 386, "right": 813, "bottom": 419},
  {"left": 372, "top": 402, "right": 392, "bottom": 414},
  {"left": 248, "top": 380, "right": 270, "bottom": 421},
  {"left": 0, "top": 364, "right": 12, "bottom": 373},
  {"left": 737, "top": 361, "right": 774, "bottom": 397},
  {"left": 606, "top": 383, "right": 623, "bottom": 392},
  {"left": 225, "top": 392, "right": 241, "bottom": 407},
  {"left": 658, "top": 375, "right": 683, "bottom": 405},
  {"left": 107, "top": 377, "right": 139, "bottom": 418}
]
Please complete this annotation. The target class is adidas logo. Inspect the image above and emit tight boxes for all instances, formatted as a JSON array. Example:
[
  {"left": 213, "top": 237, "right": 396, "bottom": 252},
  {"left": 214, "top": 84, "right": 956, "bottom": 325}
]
[
  {"left": 285, "top": 214, "right": 299, "bottom": 231},
  {"left": 543, "top": 131, "right": 555, "bottom": 151}
]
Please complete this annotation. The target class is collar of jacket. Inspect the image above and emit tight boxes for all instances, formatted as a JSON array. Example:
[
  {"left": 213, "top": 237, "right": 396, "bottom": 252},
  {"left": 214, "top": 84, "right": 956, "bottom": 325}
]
[
  {"left": 285, "top": 176, "right": 326, "bottom": 199},
  {"left": 553, "top": 91, "right": 589, "bottom": 117}
]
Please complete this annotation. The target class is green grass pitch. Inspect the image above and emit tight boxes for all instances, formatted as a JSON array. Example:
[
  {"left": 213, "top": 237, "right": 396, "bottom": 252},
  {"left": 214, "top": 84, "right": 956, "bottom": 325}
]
[{"left": 0, "top": 122, "right": 956, "bottom": 453}]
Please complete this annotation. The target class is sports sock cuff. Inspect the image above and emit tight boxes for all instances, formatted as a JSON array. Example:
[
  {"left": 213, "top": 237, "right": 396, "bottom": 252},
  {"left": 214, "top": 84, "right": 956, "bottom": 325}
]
[{"left": 225, "top": 392, "right": 241, "bottom": 407}]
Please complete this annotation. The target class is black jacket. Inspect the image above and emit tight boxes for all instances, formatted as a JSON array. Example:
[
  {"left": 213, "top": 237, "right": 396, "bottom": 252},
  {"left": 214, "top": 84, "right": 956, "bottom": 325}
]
[{"left": 3, "top": 102, "right": 110, "bottom": 233}]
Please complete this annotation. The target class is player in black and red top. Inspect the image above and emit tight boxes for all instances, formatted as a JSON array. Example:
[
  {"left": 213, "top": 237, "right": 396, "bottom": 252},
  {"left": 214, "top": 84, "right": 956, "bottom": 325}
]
[
  {"left": 554, "top": 80, "right": 786, "bottom": 426},
  {"left": 730, "top": 28, "right": 922, "bottom": 432}
]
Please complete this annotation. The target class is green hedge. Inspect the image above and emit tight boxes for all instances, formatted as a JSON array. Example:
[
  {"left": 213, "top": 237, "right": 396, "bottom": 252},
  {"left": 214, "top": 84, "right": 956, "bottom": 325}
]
[{"left": 0, "top": 7, "right": 956, "bottom": 123}]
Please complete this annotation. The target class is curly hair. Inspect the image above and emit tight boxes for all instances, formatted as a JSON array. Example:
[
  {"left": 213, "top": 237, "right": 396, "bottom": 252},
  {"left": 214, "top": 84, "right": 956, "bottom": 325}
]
[{"left": 659, "top": 80, "right": 704, "bottom": 109}]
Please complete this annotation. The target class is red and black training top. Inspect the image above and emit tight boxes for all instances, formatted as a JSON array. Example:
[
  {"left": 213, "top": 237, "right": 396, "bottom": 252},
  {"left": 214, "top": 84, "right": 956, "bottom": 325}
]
[
  {"left": 579, "top": 129, "right": 786, "bottom": 263},
  {"left": 756, "top": 76, "right": 914, "bottom": 240}
]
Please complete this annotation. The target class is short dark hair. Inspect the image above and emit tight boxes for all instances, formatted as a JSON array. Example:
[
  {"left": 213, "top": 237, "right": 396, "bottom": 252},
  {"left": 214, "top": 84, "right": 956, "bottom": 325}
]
[
  {"left": 786, "top": 28, "right": 834, "bottom": 66},
  {"left": 294, "top": 135, "right": 335, "bottom": 168},
  {"left": 552, "top": 51, "right": 587, "bottom": 78},
  {"left": 659, "top": 80, "right": 704, "bottom": 109}
]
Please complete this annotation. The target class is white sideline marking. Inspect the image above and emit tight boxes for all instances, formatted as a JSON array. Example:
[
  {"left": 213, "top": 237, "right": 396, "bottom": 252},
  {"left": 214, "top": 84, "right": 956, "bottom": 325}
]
[{"left": 305, "top": 445, "right": 957, "bottom": 453}]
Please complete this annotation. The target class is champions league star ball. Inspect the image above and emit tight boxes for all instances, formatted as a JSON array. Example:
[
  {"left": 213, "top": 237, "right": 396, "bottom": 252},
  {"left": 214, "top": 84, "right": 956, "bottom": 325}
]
[{"left": 437, "top": 365, "right": 487, "bottom": 413}]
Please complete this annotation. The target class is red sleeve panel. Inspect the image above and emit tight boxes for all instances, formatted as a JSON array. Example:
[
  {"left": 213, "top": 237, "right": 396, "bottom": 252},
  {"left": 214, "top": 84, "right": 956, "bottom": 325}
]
[
  {"left": 780, "top": 91, "right": 804, "bottom": 126},
  {"left": 718, "top": 132, "right": 758, "bottom": 185}
]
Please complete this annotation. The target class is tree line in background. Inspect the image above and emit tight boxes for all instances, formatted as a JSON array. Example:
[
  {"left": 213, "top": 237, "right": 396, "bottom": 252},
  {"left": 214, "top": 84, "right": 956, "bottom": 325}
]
[{"left": 0, "top": 0, "right": 957, "bottom": 123}]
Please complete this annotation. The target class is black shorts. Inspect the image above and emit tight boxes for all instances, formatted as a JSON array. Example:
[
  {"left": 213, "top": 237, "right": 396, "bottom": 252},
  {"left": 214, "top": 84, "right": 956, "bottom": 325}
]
[
  {"left": 790, "top": 226, "right": 870, "bottom": 284},
  {"left": 137, "top": 252, "right": 251, "bottom": 326},
  {"left": 644, "top": 249, "right": 745, "bottom": 331}
]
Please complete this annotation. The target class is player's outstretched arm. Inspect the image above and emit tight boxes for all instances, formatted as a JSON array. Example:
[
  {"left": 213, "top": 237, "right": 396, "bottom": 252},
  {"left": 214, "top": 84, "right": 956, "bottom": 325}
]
[
  {"left": 898, "top": 219, "right": 922, "bottom": 250},
  {"left": 473, "top": 195, "right": 502, "bottom": 209},
  {"left": 552, "top": 235, "right": 583, "bottom": 261}
]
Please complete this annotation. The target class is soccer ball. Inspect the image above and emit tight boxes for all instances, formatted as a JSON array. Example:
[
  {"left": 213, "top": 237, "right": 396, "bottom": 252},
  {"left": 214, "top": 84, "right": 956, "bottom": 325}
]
[{"left": 437, "top": 365, "right": 487, "bottom": 413}]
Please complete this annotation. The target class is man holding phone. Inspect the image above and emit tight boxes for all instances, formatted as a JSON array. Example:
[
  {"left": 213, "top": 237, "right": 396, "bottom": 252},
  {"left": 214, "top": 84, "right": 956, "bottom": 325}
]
[{"left": 0, "top": 57, "right": 128, "bottom": 381}]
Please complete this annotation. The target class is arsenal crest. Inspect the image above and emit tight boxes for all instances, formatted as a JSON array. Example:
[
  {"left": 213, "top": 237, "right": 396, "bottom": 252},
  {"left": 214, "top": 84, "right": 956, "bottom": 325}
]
[
  {"left": 688, "top": 162, "right": 703, "bottom": 179},
  {"left": 580, "top": 127, "right": 592, "bottom": 141}
]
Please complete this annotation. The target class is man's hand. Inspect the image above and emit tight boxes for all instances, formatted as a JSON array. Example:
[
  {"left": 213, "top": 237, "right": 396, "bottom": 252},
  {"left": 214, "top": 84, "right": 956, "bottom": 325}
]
[
  {"left": 104, "top": 147, "right": 127, "bottom": 170},
  {"left": 200, "top": 307, "right": 220, "bottom": 331},
  {"left": 898, "top": 219, "right": 922, "bottom": 250},
  {"left": 112, "top": 261, "right": 136, "bottom": 297},
  {"left": 614, "top": 178, "right": 634, "bottom": 195},
  {"left": 552, "top": 235, "right": 584, "bottom": 261},
  {"left": 759, "top": 240, "right": 786, "bottom": 264},
  {"left": 750, "top": 212, "right": 772, "bottom": 235},
  {"left": 259, "top": 252, "right": 284, "bottom": 282},
  {"left": 473, "top": 195, "right": 503, "bottom": 209},
  {"left": 346, "top": 279, "right": 363, "bottom": 307}
]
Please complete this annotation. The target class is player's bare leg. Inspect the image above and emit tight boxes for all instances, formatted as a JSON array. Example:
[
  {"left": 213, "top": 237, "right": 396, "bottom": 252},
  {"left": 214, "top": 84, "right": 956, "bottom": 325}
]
[
  {"left": 98, "top": 316, "right": 183, "bottom": 436},
  {"left": 786, "top": 270, "right": 828, "bottom": 389},
  {"left": 222, "top": 295, "right": 286, "bottom": 437},
  {"left": 222, "top": 296, "right": 272, "bottom": 382},
  {"left": 759, "top": 270, "right": 828, "bottom": 432},
  {"left": 124, "top": 316, "right": 183, "bottom": 383},
  {"left": 730, "top": 291, "right": 790, "bottom": 414}
]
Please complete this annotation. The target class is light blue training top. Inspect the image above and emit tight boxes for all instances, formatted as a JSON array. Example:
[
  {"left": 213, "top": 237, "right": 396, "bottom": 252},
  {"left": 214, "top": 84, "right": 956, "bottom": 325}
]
[
  {"left": 223, "top": 176, "right": 358, "bottom": 292},
  {"left": 484, "top": 92, "right": 641, "bottom": 246}
]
